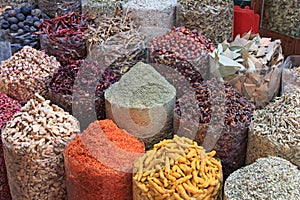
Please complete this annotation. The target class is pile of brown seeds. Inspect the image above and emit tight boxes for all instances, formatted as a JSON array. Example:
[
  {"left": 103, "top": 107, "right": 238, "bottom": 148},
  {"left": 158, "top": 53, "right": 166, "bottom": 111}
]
[{"left": 0, "top": 46, "right": 60, "bottom": 104}]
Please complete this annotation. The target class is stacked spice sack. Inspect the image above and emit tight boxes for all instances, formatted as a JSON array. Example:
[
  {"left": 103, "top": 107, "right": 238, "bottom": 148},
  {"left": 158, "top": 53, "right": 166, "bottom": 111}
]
[
  {"left": 2, "top": 94, "right": 80, "bottom": 199},
  {"left": 149, "top": 27, "right": 255, "bottom": 178},
  {"left": 133, "top": 135, "right": 223, "bottom": 199},
  {"left": 0, "top": 93, "right": 21, "bottom": 200},
  {"left": 82, "top": 0, "right": 127, "bottom": 25},
  {"left": 0, "top": 46, "right": 60, "bottom": 104},
  {"left": 225, "top": 157, "right": 300, "bottom": 199},
  {"left": 0, "top": 5, "right": 49, "bottom": 53},
  {"left": 64, "top": 119, "right": 145, "bottom": 200},
  {"left": 246, "top": 92, "right": 300, "bottom": 168},
  {"left": 209, "top": 32, "right": 284, "bottom": 107},
  {"left": 176, "top": 0, "right": 233, "bottom": 44}
]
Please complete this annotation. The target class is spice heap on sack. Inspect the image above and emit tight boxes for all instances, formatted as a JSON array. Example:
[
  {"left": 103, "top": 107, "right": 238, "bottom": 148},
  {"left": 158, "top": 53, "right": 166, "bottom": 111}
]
[
  {"left": 105, "top": 62, "right": 176, "bottom": 149},
  {"left": 262, "top": 0, "right": 299, "bottom": 38},
  {"left": 64, "top": 119, "right": 145, "bottom": 200},
  {"left": 225, "top": 157, "right": 300, "bottom": 200},
  {"left": 149, "top": 26, "right": 214, "bottom": 95},
  {"left": 210, "top": 32, "right": 284, "bottom": 107},
  {"left": 82, "top": 0, "right": 126, "bottom": 24},
  {"left": 1, "top": 93, "right": 80, "bottom": 200},
  {"left": 123, "top": 0, "right": 177, "bottom": 38},
  {"left": 175, "top": 79, "right": 255, "bottom": 178},
  {"left": 282, "top": 55, "right": 300, "bottom": 94},
  {"left": 0, "top": 93, "right": 21, "bottom": 200},
  {"left": 38, "top": 0, "right": 81, "bottom": 18},
  {"left": 246, "top": 92, "right": 300, "bottom": 168},
  {"left": 177, "top": 0, "right": 233, "bottom": 44},
  {"left": 0, "top": 46, "right": 60, "bottom": 104},
  {"left": 0, "top": 6, "right": 49, "bottom": 53},
  {"left": 133, "top": 135, "right": 222, "bottom": 200},
  {"left": 38, "top": 12, "right": 91, "bottom": 65}
]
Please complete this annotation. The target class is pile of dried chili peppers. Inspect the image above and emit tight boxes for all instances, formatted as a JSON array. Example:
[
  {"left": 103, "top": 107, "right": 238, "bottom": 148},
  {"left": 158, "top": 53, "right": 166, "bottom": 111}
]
[{"left": 38, "top": 12, "right": 92, "bottom": 65}]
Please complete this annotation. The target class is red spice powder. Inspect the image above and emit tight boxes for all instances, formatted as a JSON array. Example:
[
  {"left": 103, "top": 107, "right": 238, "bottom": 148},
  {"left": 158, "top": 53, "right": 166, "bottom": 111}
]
[
  {"left": 64, "top": 119, "right": 145, "bottom": 200},
  {"left": 0, "top": 93, "right": 21, "bottom": 200}
]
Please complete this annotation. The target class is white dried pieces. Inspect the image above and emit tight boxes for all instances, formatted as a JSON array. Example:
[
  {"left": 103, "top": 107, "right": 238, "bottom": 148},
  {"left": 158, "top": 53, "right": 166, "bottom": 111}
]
[
  {"left": 0, "top": 46, "right": 60, "bottom": 104},
  {"left": 1, "top": 93, "right": 80, "bottom": 200},
  {"left": 210, "top": 32, "right": 284, "bottom": 107},
  {"left": 225, "top": 157, "right": 300, "bottom": 200},
  {"left": 246, "top": 92, "right": 300, "bottom": 167}
]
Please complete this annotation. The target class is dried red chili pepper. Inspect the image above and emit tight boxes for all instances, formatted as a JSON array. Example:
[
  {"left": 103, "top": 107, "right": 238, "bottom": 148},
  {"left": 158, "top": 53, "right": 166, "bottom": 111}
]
[
  {"left": 64, "top": 119, "right": 144, "bottom": 200},
  {"left": 38, "top": 12, "right": 92, "bottom": 65},
  {"left": 0, "top": 93, "right": 21, "bottom": 200}
]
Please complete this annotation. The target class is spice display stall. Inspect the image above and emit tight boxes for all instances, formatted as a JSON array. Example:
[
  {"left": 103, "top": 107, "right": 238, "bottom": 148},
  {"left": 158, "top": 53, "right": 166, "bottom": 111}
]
[{"left": 0, "top": 0, "right": 299, "bottom": 200}]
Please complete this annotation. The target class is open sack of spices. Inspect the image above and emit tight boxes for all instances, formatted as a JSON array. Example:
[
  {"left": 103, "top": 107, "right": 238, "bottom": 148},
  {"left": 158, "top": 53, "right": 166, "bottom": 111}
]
[
  {"left": 0, "top": 46, "right": 60, "bottom": 104},
  {"left": 225, "top": 157, "right": 300, "bottom": 200},
  {"left": 82, "top": 0, "right": 126, "bottom": 24},
  {"left": 0, "top": 93, "right": 21, "bottom": 200},
  {"left": 0, "top": 5, "right": 49, "bottom": 53},
  {"left": 209, "top": 32, "right": 284, "bottom": 107},
  {"left": 262, "top": 0, "right": 299, "bottom": 39},
  {"left": 38, "top": 12, "right": 91, "bottom": 65},
  {"left": 133, "top": 135, "right": 223, "bottom": 200},
  {"left": 64, "top": 119, "right": 145, "bottom": 200},
  {"left": 174, "top": 79, "right": 255, "bottom": 178},
  {"left": 281, "top": 55, "right": 300, "bottom": 94},
  {"left": 85, "top": 10, "right": 146, "bottom": 76},
  {"left": 176, "top": 0, "right": 233, "bottom": 44},
  {"left": 246, "top": 92, "right": 300, "bottom": 168},
  {"left": 149, "top": 26, "right": 215, "bottom": 95},
  {"left": 123, "top": 0, "right": 177, "bottom": 39},
  {"left": 1, "top": 94, "right": 80, "bottom": 199}
]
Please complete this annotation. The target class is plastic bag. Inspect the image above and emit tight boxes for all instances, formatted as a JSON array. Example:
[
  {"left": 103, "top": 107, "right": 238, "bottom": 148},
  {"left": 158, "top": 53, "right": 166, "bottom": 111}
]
[
  {"left": 64, "top": 120, "right": 144, "bottom": 200},
  {"left": 38, "top": 0, "right": 81, "bottom": 18},
  {"left": 281, "top": 55, "right": 300, "bottom": 94},
  {"left": 0, "top": 41, "right": 11, "bottom": 62},
  {"left": 1, "top": 94, "right": 80, "bottom": 199}
]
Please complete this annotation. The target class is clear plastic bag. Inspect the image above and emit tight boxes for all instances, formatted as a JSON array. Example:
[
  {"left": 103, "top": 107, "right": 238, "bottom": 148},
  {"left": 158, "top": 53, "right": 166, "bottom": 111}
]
[
  {"left": 40, "top": 34, "right": 87, "bottom": 66},
  {"left": 176, "top": 0, "right": 233, "bottom": 44},
  {"left": 281, "top": 55, "right": 300, "bottom": 94},
  {"left": 0, "top": 41, "right": 11, "bottom": 62},
  {"left": 38, "top": 0, "right": 81, "bottom": 18}
]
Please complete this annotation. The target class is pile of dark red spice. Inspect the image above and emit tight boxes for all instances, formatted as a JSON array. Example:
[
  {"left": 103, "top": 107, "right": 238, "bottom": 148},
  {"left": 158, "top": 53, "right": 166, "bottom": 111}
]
[{"left": 0, "top": 92, "right": 21, "bottom": 200}]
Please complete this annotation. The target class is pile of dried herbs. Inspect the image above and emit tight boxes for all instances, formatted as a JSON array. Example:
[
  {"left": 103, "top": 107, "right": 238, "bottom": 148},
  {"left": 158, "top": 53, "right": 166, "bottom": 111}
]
[
  {"left": 82, "top": 0, "right": 126, "bottom": 24},
  {"left": 85, "top": 11, "right": 146, "bottom": 75},
  {"left": 246, "top": 92, "right": 300, "bottom": 168},
  {"left": 38, "top": 12, "right": 91, "bottom": 65},
  {"left": 210, "top": 32, "right": 284, "bottom": 107},
  {"left": 262, "top": 0, "right": 299, "bottom": 38},
  {"left": 177, "top": 0, "right": 233, "bottom": 44}
]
